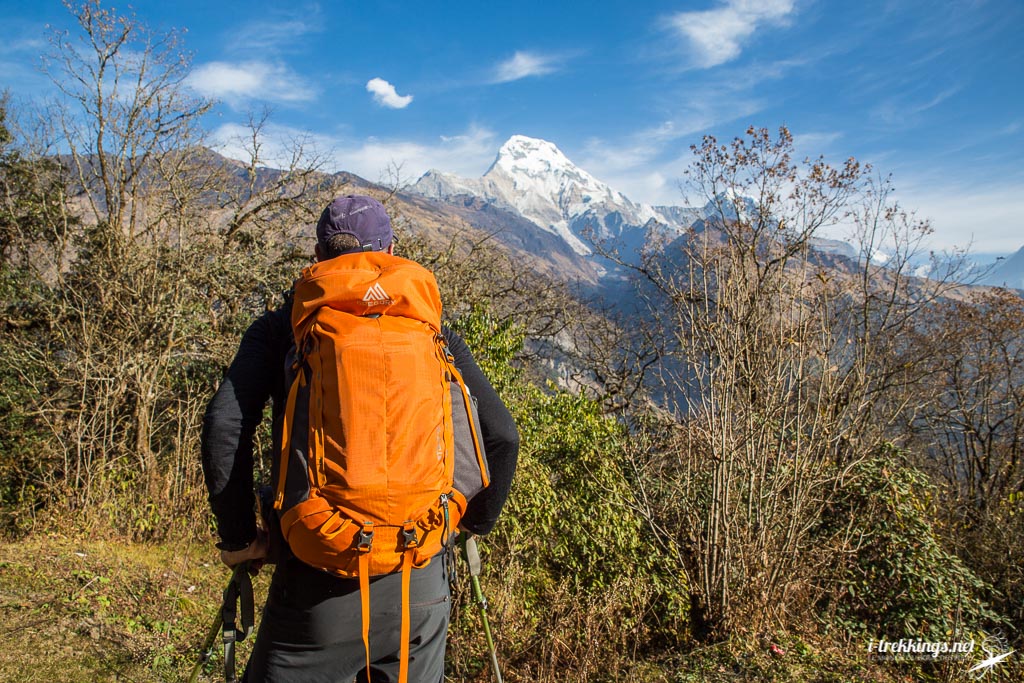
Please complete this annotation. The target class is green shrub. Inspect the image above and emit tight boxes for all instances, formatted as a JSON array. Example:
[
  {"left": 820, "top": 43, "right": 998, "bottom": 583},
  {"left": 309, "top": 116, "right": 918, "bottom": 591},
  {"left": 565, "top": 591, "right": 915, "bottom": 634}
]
[{"left": 816, "top": 449, "right": 1001, "bottom": 639}]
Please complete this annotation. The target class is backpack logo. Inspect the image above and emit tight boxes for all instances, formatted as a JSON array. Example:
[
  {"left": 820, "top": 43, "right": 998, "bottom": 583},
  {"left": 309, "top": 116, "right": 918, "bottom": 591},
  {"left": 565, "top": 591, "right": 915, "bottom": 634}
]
[{"left": 362, "top": 283, "right": 392, "bottom": 305}]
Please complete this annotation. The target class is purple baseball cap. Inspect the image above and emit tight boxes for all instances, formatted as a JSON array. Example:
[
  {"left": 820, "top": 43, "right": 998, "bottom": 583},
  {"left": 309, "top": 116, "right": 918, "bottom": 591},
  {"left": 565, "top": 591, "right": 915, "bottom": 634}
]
[{"left": 315, "top": 195, "right": 394, "bottom": 254}]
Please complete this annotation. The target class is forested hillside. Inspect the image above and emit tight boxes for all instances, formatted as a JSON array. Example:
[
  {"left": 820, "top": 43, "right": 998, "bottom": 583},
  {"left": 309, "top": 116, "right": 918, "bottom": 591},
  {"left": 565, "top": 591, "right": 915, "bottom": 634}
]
[{"left": 1, "top": 3, "right": 1021, "bottom": 681}]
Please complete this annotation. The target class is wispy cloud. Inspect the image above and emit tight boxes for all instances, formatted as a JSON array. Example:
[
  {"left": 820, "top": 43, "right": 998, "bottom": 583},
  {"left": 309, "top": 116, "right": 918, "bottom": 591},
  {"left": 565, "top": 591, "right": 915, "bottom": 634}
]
[
  {"left": 226, "top": 9, "right": 324, "bottom": 54},
  {"left": 871, "top": 85, "right": 962, "bottom": 128},
  {"left": 792, "top": 131, "right": 844, "bottom": 155},
  {"left": 340, "top": 125, "right": 497, "bottom": 180},
  {"left": 366, "top": 78, "right": 413, "bottom": 109},
  {"left": 578, "top": 82, "right": 768, "bottom": 205},
  {"left": 665, "top": 0, "right": 798, "bottom": 68},
  {"left": 188, "top": 61, "right": 316, "bottom": 106},
  {"left": 208, "top": 122, "right": 497, "bottom": 183},
  {"left": 0, "top": 21, "right": 55, "bottom": 93},
  {"left": 0, "top": 37, "right": 44, "bottom": 56},
  {"left": 492, "top": 51, "right": 562, "bottom": 83}
]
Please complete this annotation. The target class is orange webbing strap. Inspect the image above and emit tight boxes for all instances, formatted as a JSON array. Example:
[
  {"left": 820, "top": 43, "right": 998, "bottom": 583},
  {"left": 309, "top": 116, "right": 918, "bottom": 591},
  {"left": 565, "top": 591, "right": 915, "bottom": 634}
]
[
  {"left": 274, "top": 369, "right": 305, "bottom": 510},
  {"left": 359, "top": 550, "right": 372, "bottom": 679},
  {"left": 399, "top": 549, "right": 413, "bottom": 683}
]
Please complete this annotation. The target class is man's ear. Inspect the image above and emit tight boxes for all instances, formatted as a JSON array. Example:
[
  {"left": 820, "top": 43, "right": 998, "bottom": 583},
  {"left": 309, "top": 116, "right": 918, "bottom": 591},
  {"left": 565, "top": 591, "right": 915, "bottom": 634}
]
[{"left": 386, "top": 243, "right": 395, "bottom": 255}]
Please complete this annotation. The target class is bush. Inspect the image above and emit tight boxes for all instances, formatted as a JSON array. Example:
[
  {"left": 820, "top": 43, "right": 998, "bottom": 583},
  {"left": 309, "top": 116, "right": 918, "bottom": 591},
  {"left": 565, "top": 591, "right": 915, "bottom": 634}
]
[
  {"left": 815, "top": 449, "right": 1001, "bottom": 640},
  {"left": 446, "top": 304, "right": 683, "bottom": 679}
]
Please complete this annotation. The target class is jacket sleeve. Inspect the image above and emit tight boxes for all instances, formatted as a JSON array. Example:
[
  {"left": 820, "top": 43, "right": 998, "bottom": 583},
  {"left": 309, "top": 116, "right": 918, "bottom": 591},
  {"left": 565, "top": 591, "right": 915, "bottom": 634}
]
[
  {"left": 201, "top": 309, "right": 286, "bottom": 549},
  {"left": 443, "top": 326, "right": 520, "bottom": 535}
]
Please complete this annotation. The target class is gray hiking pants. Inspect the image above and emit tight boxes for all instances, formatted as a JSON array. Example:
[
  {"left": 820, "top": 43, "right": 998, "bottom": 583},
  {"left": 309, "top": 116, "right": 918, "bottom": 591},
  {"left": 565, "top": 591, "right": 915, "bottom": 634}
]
[{"left": 242, "top": 553, "right": 451, "bottom": 683}]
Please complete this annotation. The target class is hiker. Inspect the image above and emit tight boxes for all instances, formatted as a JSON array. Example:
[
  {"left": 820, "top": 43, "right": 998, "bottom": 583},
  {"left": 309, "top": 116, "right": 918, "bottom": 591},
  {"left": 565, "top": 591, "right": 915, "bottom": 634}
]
[{"left": 200, "top": 194, "right": 519, "bottom": 683}]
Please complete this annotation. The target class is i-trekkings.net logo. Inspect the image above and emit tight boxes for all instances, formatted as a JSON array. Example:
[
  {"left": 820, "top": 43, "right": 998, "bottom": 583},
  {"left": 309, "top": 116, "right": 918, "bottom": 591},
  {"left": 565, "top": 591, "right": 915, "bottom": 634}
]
[
  {"left": 866, "top": 633, "right": 1015, "bottom": 678},
  {"left": 867, "top": 636, "right": 974, "bottom": 661}
]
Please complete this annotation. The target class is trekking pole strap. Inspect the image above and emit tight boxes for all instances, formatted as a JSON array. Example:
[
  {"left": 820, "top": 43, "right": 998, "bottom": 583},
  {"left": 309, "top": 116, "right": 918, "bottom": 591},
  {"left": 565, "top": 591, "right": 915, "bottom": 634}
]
[{"left": 221, "top": 563, "right": 255, "bottom": 683}]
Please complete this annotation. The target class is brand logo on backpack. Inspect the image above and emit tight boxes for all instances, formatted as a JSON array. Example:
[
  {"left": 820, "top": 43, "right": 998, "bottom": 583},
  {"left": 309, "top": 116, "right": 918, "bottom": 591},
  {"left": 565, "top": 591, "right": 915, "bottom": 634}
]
[{"left": 362, "top": 283, "right": 392, "bottom": 306}]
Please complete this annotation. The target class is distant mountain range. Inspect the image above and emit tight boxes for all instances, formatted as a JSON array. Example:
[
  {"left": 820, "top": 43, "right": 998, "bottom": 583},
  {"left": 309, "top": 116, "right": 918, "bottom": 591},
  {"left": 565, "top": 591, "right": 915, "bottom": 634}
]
[
  {"left": 408, "top": 135, "right": 866, "bottom": 287},
  {"left": 405, "top": 134, "right": 1024, "bottom": 296}
]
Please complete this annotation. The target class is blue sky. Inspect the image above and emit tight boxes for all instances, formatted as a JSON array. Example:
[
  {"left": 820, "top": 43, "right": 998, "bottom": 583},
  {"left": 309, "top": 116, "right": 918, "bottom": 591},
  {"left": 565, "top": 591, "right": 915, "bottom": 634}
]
[{"left": 1, "top": 0, "right": 1022, "bottom": 252}]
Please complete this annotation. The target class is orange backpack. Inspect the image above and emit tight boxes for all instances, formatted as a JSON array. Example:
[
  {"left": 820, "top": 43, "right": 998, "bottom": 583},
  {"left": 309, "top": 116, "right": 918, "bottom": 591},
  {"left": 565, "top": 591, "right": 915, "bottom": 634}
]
[{"left": 272, "top": 251, "right": 488, "bottom": 682}]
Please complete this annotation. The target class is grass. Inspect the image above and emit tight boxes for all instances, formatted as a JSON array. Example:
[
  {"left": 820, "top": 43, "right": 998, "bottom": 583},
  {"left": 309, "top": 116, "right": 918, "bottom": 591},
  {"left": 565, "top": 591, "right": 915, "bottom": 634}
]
[
  {"left": 0, "top": 532, "right": 268, "bottom": 682},
  {"left": 2, "top": 532, "right": 1019, "bottom": 682}
]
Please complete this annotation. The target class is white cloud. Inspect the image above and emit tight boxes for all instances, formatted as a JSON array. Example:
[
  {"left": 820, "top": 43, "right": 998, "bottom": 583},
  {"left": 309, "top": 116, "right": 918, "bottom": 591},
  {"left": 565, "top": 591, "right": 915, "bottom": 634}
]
[
  {"left": 492, "top": 51, "right": 561, "bottom": 83},
  {"left": 0, "top": 37, "right": 44, "bottom": 56},
  {"left": 792, "top": 131, "right": 844, "bottom": 155},
  {"left": 188, "top": 61, "right": 316, "bottom": 106},
  {"left": 339, "top": 126, "right": 497, "bottom": 180},
  {"left": 366, "top": 78, "right": 414, "bottom": 109},
  {"left": 208, "top": 122, "right": 497, "bottom": 184},
  {"left": 666, "top": 0, "right": 797, "bottom": 68}
]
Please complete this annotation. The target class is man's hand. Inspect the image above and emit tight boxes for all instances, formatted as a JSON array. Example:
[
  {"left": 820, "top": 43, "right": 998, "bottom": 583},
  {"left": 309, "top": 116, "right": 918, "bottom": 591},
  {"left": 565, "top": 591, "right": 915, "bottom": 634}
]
[{"left": 220, "top": 530, "right": 269, "bottom": 571}]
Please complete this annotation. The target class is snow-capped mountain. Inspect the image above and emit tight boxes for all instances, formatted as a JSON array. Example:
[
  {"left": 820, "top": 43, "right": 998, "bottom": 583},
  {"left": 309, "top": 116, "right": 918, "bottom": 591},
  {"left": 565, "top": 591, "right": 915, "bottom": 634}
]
[{"left": 412, "top": 135, "right": 688, "bottom": 256}]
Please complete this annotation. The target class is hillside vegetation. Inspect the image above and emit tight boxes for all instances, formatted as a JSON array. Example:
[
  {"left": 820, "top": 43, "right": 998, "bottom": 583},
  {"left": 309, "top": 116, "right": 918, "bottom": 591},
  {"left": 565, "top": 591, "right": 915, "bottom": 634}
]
[{"left": 1, "top": 3, "right": 1022, "bottom": 681}]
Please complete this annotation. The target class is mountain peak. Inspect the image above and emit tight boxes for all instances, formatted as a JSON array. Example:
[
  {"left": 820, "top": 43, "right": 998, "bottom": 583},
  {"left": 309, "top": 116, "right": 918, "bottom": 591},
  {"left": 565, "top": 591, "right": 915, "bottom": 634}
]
[
  {"left": 412, "top": 134, "right": 681, "bottom": 256},
  {"left": 490, "top": 135, "right": 577, "bottom": 178},
  {"left": 498, "top": 134, "right": 564, "bottom": 156}
]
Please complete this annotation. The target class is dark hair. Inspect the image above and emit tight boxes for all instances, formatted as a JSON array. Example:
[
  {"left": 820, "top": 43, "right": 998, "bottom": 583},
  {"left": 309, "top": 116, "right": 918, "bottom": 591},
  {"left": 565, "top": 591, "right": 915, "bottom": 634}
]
[
  {"left": 319, "top": 233, "right": 395, "bottom": 260},
  {"left": 319, "top": 233, "right": 363, "bottom": 260}
]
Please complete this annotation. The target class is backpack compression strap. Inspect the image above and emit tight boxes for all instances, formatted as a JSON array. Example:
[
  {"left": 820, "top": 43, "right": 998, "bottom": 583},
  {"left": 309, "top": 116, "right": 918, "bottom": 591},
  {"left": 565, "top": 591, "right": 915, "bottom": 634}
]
[
  {"left": 358, "top": 527, "right": 373, "bottom": 679},
  {"left": 398, "top": 525, "right": 420, "bottom": 683},
  {"left": 355, "top": 523, "right": 419, "bottom": 683}
]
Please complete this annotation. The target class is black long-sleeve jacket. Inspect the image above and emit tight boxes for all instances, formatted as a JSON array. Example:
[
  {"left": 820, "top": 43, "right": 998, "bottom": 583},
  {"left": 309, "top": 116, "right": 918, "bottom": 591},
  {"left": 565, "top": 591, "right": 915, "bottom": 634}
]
[{"left": 200, "top": 299, "right": 519, "bottom": 549}]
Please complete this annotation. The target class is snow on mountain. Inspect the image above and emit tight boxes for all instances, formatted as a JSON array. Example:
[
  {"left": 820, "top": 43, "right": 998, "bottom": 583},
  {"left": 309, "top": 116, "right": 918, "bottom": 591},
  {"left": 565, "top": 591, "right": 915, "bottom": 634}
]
[
  {"left": 412, "top": 135, "right": 686, "bottom": 255},
  {"left": 411, "top": 134, "right": 868, "bottom": 277}
]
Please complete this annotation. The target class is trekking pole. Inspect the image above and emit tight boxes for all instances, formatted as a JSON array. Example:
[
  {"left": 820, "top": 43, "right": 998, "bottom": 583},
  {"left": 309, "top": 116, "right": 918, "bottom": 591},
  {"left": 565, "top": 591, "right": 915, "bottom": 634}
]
[
  {"left": 187, "top": 562, "right": 254, "bottom": 683},
  {"left": 459, "top": 534, "right": 503, "bottom": 683},
  {"left": 187, "top": 610, "right": 221, "bottom": 683}
]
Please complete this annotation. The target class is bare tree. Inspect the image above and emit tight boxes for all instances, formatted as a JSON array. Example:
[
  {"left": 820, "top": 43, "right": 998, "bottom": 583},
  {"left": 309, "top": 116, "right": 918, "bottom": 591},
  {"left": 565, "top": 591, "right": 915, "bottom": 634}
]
[
  {"left": 0, "top": 1, "right": 343, "bottom": 536},
  {"left": 908, "top": 288, "right": 1024, "bottom": 628},
  {"left": 620, "top": 126, "right": 965, "bottom": 638}
]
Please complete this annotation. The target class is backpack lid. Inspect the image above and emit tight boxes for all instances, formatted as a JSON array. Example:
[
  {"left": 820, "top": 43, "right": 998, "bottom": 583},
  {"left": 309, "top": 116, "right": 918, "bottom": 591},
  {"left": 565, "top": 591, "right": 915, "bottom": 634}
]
[{"left": 292, "top": 251, "right": 443, "bottom": 334}]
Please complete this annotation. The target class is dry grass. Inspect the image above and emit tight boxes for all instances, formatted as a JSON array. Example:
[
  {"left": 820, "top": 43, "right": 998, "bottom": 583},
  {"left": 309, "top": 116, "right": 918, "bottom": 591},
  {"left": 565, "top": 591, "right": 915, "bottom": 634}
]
[
  {"left": 0, "top": 532, "right": 266, "bottom": 682},
  {"left": 2, "top": 533, "right": 1018, "bottom": 682}
]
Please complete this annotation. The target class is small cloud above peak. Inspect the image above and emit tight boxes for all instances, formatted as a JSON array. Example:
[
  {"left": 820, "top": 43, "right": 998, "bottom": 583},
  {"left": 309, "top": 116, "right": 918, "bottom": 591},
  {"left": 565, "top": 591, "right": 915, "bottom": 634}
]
[
  {"left": 665, "top": 0, "right": 797, "bottom": 69},
  {"left": 366, "top": 78, "right": 413, "bottom": 109},
  {"left": 492, "top": 51, "right": 561, "bottom": 83}
]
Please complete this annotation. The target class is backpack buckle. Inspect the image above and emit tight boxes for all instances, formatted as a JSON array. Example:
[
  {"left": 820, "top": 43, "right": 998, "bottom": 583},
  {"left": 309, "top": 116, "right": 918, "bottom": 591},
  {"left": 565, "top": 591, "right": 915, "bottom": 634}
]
[
  {"left": 401, "top": 526, "right": 419, "bottom": 550},
  {"left": 436, "top": 335, "right": 455, "bottom": 363},
  {"left": 357, "top": 524, "right": 374, "bottom": 553}
]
